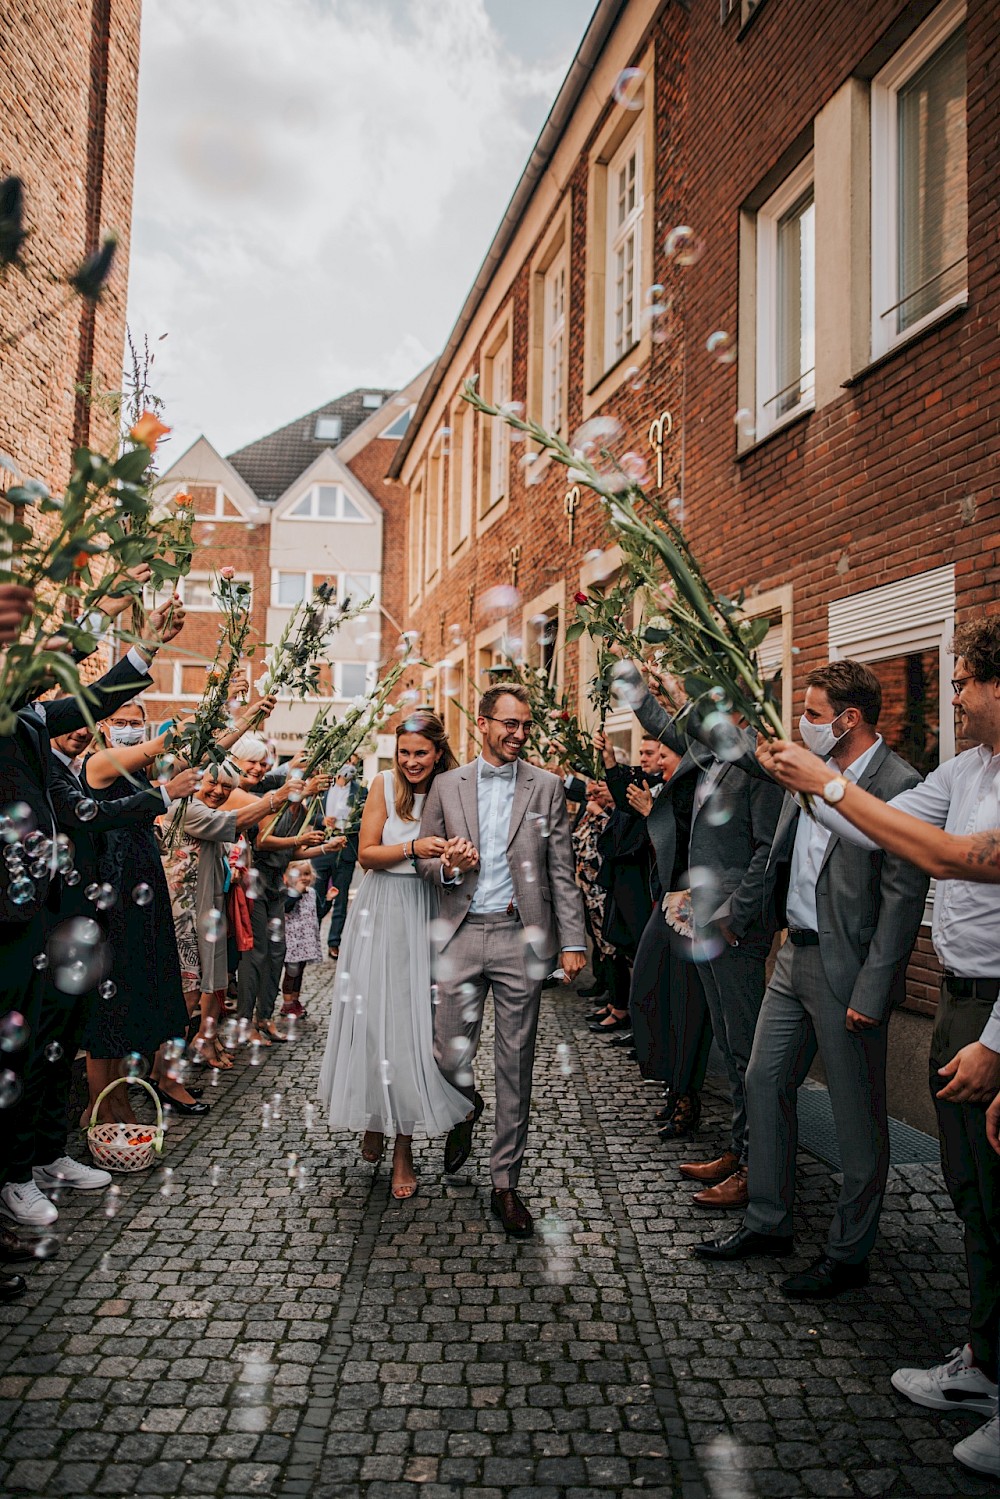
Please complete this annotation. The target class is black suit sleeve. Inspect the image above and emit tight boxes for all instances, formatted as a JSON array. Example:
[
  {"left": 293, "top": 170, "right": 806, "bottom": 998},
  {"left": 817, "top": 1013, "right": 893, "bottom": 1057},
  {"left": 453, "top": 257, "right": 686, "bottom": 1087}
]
[
  {"left": 41, "top": 655, "right": 153, "bottom": 737},
  {"left": 49, "top": 758, "right": 163, "bottom": 832}
]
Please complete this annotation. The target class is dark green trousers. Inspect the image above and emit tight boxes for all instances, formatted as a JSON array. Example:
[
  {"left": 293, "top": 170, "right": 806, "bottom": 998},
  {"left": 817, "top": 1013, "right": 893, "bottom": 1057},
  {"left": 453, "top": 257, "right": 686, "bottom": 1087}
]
[{"left": 930, "top": 983, "right": 1000, "bottom": 1376}]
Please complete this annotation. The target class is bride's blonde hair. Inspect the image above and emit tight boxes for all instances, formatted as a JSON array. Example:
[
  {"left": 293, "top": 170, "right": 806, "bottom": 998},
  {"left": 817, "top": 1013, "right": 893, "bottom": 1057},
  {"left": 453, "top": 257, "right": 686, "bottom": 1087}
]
[{"left": 394, "top": 710, "right": 457, "bottom": 820}]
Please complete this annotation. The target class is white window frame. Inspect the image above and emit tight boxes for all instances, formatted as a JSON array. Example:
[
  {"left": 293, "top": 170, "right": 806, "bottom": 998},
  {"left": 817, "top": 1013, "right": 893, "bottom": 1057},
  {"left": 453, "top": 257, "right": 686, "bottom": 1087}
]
[
  {"left": 542, "top": 250, "right": 568, "bottom": 434},
  {"left": 870, "top": 0, "right": 967, "bottom": 361},
  {"left": 271, "top": 570, "right": 308, "bottom": 608},
  {"left": 755, "top": 154, "right": 815, "bottom": 440},
  {"left": 171, "top": 483, "right": 244, "bottom": 522},
  {"left": 605, "top": 128, "right": 643, "bottom": 369},
  {"left": 271, "top": 569, "right": 378, "bottom": 610},
  {"left": 339, "top": 572, "right": 378, "bottom": 609},
  {"left": 335, "top": 661, "right": 377, "bottom": 701},
  {"left": 380, "top": 405, "right": 413, "bottom": 439},
  {"left": 285, "top": 484, "right": 367, "bottom": 522},
  {"left": 448, "top": 397, "right": 473, "bottom": 555},
  {"left": 488, "top": 341, "right": 511, "bottom": 510},
  {"left": 180, "top": 571, "right": 253, "bottom": 612}
]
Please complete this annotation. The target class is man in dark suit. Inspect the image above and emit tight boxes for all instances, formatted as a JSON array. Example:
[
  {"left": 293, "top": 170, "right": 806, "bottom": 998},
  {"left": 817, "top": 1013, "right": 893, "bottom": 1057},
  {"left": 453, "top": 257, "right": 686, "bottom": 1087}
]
[
  {"left": 612, "top": 663, "right": 785, "bottom": 1179},
  {"left": 694, "top": 660, "right": 929, "bottom": 1298},
  {"left": 316, "top": 759, "right": 367, "bottom": 958}
]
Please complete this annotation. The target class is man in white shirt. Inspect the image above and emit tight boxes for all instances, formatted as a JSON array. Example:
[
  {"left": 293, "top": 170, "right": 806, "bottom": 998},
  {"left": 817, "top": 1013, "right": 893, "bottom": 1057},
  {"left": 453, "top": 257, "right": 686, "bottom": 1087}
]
[{"left": 759, "top": 618, "right": 1000, "bottom": 1481}]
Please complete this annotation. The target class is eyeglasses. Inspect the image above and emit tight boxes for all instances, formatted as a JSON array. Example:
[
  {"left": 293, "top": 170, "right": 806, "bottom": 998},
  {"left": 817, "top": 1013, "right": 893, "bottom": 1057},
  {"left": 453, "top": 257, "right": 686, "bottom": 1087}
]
[
  {"left": 482, "top": 716, "right": 534, "bottom": 736},
  {"left": 106, "top": 717, "right": 144, "bottom": 728},
  {"left": 951, "top": 676, "right": 975, "bottom": 695}
]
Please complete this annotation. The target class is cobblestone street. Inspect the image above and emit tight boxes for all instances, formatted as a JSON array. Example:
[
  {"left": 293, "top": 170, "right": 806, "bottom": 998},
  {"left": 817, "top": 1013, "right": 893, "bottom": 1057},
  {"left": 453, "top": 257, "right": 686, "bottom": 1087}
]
[{"left": 0, "top": 965, "right": 994, "bottom": 1499}]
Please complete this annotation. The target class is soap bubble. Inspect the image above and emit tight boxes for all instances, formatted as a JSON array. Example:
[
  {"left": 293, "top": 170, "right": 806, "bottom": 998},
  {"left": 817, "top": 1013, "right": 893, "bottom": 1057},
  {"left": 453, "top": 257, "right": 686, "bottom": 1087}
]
[
  {"left": 0, "top": 1010, "right": 30, "bottom": 1053},
  {"left": 103, "top": 1183, "right": 121, "bottom": 1218},
  {"left": 23, "top": 831, "right": 49, "bottom": 859},
  {"left": 154, "top": 754, "right": 176, "bottom": 785},
  {"left": 701, "top": 710, "right": 746, "bottom": 763},
  {"left": 32, "top": 952, "right": 48, "bottom": 971},
  {"left": 261, "top": 1102, "right": 271, "bottom": 1128},
  {"left": 63, "top": 869, "right": 81, "bottom": 886},
  {"left": 480, "top": 585, "right": 521, "bottom": 616},
  {"left": 664, "top": 225, "right": 705, "bottom": 267},
  {"left": 303, "top": 1102, "right": 315, "bottom": 1131},
  {"left": 572, "top": 416, "right": 623, "bottom": 456},
  {"left": 31, "top": 1235, "right": 58, "bottom": 1260},
  {"left": 0, "top": 1069, "right": 22, "bottom": 1108},
  {"left": 131, "top": 882, "right": 153, "bottom": 906},
  {"left": 209, "top": 1164, "right": 223, "bottom": 1186},
  {"left": 84, "top": 883, "right": 100, "bottom": 902},
  {"left": 1, "top": 802, "right": 34, "bottom": 843},
  {"left": 199, "top": 908, "right": 223, "bottom": 944},
  {"left": 706, "top": 330, "right": 736, "bottom": 365},
  {"left": 95, "top": 883, "right": 116, "bottom": 910},
  {"left": 8, "top": 876, "right": 35, "bottom": 905},
  {"left": 519, "top": 859, "right": 536, "bottom": 884},
  {"left": 267, "top": 917, "right": 284, "bottom": 943},
  {"left": 734, "top": 408, "right": 756, "bottom": 440},
  {"left": 158, "top": 1166, "right": 175, "bottom": 1197},
  {"left": 29, "top": 859, "right": 49, "bottom": 878},
  {"left": 44, "top": 1041, "right": 63, "bottom": 1063},
  {"left": 612, "top": 66, "right": 644, "bottom": 110},
  {"left": 519, "top": 452, "right": 544, "bottom": 487},
  {"left": 75, "top": 799, "right": 98, "bottom": 822},
  {"left": 123, "top": 1052, "right": 147, "bottom": 1078},
  {"left": 248, "top": 1040, "right": 263, "bottom": 1066},
  {"left": 379, "top": 1059, "right": 394, "bottom": 1086},
  {"left": 98, "top": 979, "right": 117, "bottom": 999},
  {"left": 221, "top": 1019, "right": 239, "bottom": 1050},
  {"left": 703, "top": 796, "right": 734, "bottom": 828},
  {"left": 625, "top": 365, "right": 646, "bottom": 393}
]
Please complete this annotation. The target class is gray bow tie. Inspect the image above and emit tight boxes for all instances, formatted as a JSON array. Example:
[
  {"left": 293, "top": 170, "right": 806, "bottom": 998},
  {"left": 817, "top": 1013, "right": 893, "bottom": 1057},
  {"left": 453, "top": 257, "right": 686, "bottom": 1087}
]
[{"left": 481, "top": 762, "right": 515, "bottom": 780}]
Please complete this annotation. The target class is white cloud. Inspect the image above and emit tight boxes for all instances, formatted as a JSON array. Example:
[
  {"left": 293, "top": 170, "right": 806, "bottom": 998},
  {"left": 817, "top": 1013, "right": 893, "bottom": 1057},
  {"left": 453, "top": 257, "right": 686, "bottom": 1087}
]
[{"left": 126, "top": 0, "right": 581, "bottom": 459}]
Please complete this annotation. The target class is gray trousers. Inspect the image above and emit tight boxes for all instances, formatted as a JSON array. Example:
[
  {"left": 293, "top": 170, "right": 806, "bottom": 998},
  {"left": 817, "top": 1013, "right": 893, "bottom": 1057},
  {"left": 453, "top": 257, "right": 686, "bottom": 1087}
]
[
  {"left": 236, "top": 885, "right": 286, "bottom": 1025},
  {"left": 743, "top": 941, "right": 890, "bottom": 1263},
  {"left": 698, "top": 941, "right": 768, "bottom": 1161},
  {"left": 432, "top": 912, "right": 544, "bottom": 1190}
]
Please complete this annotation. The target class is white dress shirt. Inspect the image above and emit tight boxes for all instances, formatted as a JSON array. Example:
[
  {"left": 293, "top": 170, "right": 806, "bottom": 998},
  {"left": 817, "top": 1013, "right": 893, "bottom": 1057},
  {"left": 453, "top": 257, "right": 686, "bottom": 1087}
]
[
  {"left": 785, "top": 737, "right": 882, "bottom": 933},
  {"left": 324, "top": 782, "right": 352, "bottom": 824},
  {"left": 469, "top": 756, "right": 518, "bottom": 914},
  {"left": 808, "top": 744, "right": 1000, "bottom": 1050}
]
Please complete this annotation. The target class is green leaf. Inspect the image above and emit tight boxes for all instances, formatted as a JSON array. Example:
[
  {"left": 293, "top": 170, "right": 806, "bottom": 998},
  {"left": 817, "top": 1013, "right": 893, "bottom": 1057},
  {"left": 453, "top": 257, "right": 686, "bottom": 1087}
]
[
  {"left": 564, "top": 620, "right": 587, "bottom": 644},
  {"left": 744, "top": 616, "right": 771, "bottom": 649},
  {"left": 643, "top": 626, "right": 671, "bottom": 643},
  {"left": 111, "top": 447, "right": 153, "bottom": 484}
]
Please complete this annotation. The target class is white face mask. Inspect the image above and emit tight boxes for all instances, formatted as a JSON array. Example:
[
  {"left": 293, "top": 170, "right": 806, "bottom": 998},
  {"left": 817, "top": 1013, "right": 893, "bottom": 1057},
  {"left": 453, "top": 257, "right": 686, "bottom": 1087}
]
[
  {"left": 799, "top": 710, "right": 849, "bottom": 758},
  {"left": 109, "top": 725, "right": 145, "bottom": 747}
]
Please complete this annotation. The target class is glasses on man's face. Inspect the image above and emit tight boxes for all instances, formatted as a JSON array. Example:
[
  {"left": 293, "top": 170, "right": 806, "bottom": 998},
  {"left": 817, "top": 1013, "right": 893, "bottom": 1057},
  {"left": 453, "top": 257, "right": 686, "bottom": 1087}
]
[
  {"left": 951, "top": 676, "right": 975, "bottom": 696},
  {"left": 483, "top": 715, "right": 534, "bottom": 737},
  {"left": 107, "top": 717, "right": 144, "bottom": 729}
]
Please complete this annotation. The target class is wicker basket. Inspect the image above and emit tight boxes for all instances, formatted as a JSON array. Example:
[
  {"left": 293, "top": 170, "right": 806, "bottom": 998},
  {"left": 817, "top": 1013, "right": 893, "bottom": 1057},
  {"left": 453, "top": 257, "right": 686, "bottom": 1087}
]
[{"left": 86, "top": 1077, "right": 164, "bottom": 1173}]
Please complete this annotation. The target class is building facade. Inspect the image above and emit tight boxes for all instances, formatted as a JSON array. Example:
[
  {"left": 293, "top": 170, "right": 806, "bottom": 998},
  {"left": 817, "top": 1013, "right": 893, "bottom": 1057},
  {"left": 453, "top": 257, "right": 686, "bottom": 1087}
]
[
  {"left": 0, "top": 0, "right": 142, "bottom": 527},
  {"left": 147, "top": 380, "right": 425, "bottom": 757},
  {"left": 390, "top": 0, "right": 998, "bottom": 1132}
]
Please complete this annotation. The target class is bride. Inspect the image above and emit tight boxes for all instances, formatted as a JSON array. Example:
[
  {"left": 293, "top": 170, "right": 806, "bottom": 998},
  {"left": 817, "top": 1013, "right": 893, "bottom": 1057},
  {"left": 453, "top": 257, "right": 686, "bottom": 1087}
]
[{"left": 318, "top": 710, "right": 470, "bottom": 1199}]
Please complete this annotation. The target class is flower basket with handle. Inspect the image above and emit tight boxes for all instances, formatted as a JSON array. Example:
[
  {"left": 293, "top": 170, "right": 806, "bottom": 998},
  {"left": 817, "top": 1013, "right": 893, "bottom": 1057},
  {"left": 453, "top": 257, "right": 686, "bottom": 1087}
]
[{"left": 86, "top": 1077, "right": 164, "bottom": 1172}]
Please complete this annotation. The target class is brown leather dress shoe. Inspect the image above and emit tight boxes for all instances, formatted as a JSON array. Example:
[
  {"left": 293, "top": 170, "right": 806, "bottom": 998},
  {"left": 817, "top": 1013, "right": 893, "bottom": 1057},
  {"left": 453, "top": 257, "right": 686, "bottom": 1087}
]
[
  {"left": 490, "top": 1187, "right": 534, "bottom": 1238},
  {"left": 678, "top": 1150, "right": 740, "bottom": 1184},
  {"left": 0, "top": 1221, "right": 44, "bottom": 1261},
  {"left": 692, "top": 1166, "right": 749, "bottom": 1209}
]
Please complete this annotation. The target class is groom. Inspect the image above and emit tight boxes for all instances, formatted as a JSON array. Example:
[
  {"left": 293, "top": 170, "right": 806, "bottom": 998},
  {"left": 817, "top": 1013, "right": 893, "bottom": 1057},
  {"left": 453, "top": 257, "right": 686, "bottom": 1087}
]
[{"left": 416, "top": 685, "right": 586, "bottom": 1237}]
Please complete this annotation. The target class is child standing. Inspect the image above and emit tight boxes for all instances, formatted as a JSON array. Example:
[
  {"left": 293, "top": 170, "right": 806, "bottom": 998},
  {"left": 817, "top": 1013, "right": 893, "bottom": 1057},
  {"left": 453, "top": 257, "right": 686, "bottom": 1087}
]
[{"left": 281, "top": 862, "right": 327, "bottom": 1020}]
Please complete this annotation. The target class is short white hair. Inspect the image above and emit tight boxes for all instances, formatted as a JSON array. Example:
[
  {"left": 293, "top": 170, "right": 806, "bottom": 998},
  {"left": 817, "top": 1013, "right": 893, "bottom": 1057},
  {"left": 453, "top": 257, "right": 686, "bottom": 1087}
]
[{"left": 230, "top": 733, "right": 269, "bottom": 763}]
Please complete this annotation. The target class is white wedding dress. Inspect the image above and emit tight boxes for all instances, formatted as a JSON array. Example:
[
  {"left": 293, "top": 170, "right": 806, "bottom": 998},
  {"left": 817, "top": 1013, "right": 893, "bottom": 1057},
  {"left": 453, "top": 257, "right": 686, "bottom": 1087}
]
[{"left": 317, "top": 769, "right": 470, "bottom": 1137}]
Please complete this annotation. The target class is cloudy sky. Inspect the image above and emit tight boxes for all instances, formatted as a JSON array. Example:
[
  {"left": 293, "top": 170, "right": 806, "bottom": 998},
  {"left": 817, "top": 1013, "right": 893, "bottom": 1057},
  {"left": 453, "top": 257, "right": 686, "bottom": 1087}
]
[{"left": 125, "top": 0, "right": 593, "bottom": 461}]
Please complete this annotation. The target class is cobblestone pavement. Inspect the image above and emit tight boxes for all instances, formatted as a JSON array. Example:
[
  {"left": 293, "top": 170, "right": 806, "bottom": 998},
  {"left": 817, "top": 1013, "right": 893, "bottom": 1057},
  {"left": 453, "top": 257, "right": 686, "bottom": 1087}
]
[{"left": 0, "top": 964, "right": 994, "bottom": 1499}]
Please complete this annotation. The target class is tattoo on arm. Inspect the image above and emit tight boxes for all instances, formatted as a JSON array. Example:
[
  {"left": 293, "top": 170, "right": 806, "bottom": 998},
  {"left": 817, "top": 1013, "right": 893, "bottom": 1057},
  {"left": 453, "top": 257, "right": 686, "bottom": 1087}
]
[{"left": 966, "top": 831, "right": 1000, "bottom": 871}]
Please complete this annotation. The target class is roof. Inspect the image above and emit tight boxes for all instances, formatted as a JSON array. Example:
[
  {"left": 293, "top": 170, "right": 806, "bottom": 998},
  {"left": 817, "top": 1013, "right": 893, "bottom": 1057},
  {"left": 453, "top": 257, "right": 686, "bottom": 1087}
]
[{"left": 227, "top": 386, "right": 398, "bottom": 504}]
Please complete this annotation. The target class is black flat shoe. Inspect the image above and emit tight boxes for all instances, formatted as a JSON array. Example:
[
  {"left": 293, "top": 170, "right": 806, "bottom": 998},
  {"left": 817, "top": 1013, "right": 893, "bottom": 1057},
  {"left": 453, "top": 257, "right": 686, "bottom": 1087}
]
[
  {"left": 694, "top": 1226, "right": 794, "bottom": 1261},
  {"left": 608, "top": 1031, "right": 635, "bottom": 1048},
  {"left": 781, "top": 1254, "right": 870, "bottom": 1299},
  {"left": 0, "top": 1273, "right": 26, "bottom": 1302},
  {"left": 444, "top": 1092, "right": 484, "bottom": 1174},
  {"left": 152, "top": 1085, "right": 210, "bottom": 1117},
  {"left": 588, "top": 1014, "right": 631, "bottom": 1034}
]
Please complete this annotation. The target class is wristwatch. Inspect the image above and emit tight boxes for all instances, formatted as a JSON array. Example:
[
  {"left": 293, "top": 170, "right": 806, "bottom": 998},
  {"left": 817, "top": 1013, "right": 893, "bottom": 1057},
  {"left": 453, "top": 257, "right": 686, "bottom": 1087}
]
[{"left": 822, "top": 774, "right": 849, "bottom": 805}]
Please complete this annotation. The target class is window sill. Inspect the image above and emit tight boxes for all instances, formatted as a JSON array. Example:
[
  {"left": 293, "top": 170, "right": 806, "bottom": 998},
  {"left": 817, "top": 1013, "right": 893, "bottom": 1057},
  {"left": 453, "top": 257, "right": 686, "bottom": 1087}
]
[
  {"left": 844, "top": 298, "right": 968, "bottom": 389},
  {"left": 735, "top": 403, "right": 812, "bottom": 461},
  {"left": 582, "top": 337, "right": 650, "bottom": 422},
  {"left": 477, "top": 493, "right": 509, "bottom": 534}
]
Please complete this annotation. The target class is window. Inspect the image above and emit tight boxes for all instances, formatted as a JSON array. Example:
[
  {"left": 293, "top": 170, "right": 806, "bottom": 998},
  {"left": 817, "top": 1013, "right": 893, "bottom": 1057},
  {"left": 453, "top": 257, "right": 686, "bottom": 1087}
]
[
  {"left": 756, "top": 156, "right": 815, "bottom": 437},
  {"left": 340, "top": 573, "right": 375, "bottom": 607},
  {"left": 606, "top": 131, "right": 643, "bottom": 367},
  {"left": 180, "top": 664, "right": 209, "bottom": 697},
  {"left": 170, "top": 484, "right": 245, "bottom": 520},
  {"left": 543, "top": 252, "right": 567, "bottom": 433},
  {"left": 313, "top": 415, "right": 342, "bottom": 442},
  {"left": 362, "top": 393, "right": 383, "bottom": 410},
  {"left": 183, "top": 572, "right": 252, "bottom": 611},
  {"left": 478, "top": 318, "right": 512, "bottom": 519},
  {"left": 871, "top": 0, "right": 967, "bottom": 358},
  {"left": 338, "top": 662, "right": 370, "bottom": 699},
  {"left": 448, "top": 398, "right": 473, "bottom": 554},
  {"left": 425, "top": 447, "right": 443, "bottom": 584},
  {"left": 274, "top": 572, "right": 307, "bottom": 607},
  {"left": 523, "top": 586, "right": 564, "bottom": 688},
  {"left": 287, "top": 484, "right": 364, "bottom": 520},
  {"left": 409, "top": 474, "right": 424, "bottom": 603},
  {"left": 380, "top": 405, "right": 413, "bottom": 439}
]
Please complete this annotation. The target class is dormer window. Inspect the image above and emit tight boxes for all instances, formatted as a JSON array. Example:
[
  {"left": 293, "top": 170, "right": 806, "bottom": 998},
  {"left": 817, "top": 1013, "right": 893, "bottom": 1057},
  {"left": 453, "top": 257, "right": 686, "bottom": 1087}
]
[
  {"left": 380, "top": 406, "right": 413, "bottom": 439},
  {"left": 287, "top": 484, "right": 365, "bottom": 520},
  {"left": 313, "top": 415, "right": 342, "bottom": 442},
  {"left": 362, "top": 393, "right": 383, "bottom": 409}
]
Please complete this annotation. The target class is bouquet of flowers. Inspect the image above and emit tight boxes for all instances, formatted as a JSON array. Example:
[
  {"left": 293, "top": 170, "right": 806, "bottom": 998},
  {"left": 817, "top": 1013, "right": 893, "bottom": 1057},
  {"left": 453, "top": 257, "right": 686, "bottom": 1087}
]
[
  {"left": 462, "top": 379, "right": 784, "bottom": 755},
  {"left": 492, "top": 656, "right": 603, "bottom": 781},
  {"left": 245, "top": 583, "right": 373, "bottom": 731}
]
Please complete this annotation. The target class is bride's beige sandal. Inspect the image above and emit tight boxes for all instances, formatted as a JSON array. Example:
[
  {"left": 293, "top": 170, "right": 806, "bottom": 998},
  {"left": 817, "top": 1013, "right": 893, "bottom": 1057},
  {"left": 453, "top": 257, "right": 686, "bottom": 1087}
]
[{"left": 361, "top": 1130, "right": 385, "bottom": 1164}]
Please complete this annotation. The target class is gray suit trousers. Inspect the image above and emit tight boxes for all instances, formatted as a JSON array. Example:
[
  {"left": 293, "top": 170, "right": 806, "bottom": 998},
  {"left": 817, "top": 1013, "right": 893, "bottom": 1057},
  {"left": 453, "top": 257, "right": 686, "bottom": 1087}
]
[
  {"left": 697, "top": 943, "right": 768, "bottom": 1161},
  {"left": 432, "top": 912, "right": 543, "bottom": 1190},
  {"left": 743, "top": 941, "right": 890, "bottom": 1262}
]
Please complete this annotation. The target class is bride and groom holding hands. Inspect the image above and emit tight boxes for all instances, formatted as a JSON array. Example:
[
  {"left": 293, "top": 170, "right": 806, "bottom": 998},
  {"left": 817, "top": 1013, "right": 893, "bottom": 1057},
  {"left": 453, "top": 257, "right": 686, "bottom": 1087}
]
[{"left": 318, "top": 685, "right": 586, "bottom": 1236}]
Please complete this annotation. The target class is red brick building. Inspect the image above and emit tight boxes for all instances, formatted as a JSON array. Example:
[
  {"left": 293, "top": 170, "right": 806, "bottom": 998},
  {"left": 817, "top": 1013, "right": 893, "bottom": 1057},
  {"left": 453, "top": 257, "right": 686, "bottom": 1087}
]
[
  {"left": 389, "top": 0, "right": 997, "bottom": 1130},
  {"left": 0, "top": 0, "right": 142, "bottom": 515}
]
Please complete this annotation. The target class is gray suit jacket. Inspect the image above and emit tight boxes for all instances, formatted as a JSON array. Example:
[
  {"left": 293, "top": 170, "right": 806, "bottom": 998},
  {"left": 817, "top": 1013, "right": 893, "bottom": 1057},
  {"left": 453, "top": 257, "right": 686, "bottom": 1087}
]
[
  {"left": 618, "top": 667, "right": 785, "bottom": 951},
  {"left": 416, "top": 761, "right": 586, "bottom": 959}
]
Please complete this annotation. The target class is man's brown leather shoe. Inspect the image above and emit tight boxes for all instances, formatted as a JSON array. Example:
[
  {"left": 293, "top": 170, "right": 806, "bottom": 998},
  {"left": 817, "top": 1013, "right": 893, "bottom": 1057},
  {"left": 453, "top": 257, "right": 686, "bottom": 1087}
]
[
  {"left": 0, "top": 1222, "right": 44, "bottom": 1261},
  {"left": 692, "top": 1166, "right": 749, "bottom": 1209},
  {"left": 678, "top": 1151, "right": 740, "bottom": 1184},
  {"left": 490, "top": 1188, "right": 534, "bottom": 1238}
]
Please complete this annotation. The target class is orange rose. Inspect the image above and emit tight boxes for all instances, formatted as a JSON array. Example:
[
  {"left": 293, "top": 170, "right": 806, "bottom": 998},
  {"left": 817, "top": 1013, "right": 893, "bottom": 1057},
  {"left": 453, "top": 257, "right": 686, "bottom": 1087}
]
[
  {"left": 130, "top": 410, "right": 170, "bottom": 453},
  {"left": 73, "top": 551, "right": 89, "bottom": 569}
]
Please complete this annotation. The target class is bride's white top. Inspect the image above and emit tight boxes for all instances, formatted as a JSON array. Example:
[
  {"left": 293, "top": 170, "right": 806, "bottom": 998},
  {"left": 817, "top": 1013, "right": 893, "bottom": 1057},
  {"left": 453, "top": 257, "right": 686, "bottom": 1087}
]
[{"left": 380, "top": 768, "right": 424, "bottom": 875}]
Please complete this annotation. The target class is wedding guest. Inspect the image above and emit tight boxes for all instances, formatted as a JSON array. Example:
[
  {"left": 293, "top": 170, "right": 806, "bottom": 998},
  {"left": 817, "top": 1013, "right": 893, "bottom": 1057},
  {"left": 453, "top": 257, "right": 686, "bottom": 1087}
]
[
  {"left": 693, "top": 662, "right": 928, "bottom": 1300},
  {"left": 316, "top": 759, "right": 367, "bottom": 959},
  {"left": 281, "top": 861, "right": 324, "bottom": 1019},
  {"left": 571, "top": 778, "right": 618, "bottom": 1009},
  {"left": 318, "top": 712, "right": 468, "bottom": 1199}
]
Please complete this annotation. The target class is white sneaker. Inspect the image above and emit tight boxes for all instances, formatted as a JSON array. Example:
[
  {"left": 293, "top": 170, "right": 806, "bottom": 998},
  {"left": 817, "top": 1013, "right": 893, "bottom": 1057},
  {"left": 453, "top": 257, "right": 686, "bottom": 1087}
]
[
  {"left": 953, "top": 1405, "right": 1000, "bottom": 1478},
  {"left": 33, "top": 1156, "right": 111, "bottom": 1190},
  {"left": 891, "top": 1345, "right": 998, "bottom": 1418},
  {"left": 0, "top": 1181, "right": 59, "bottom": 1227}
]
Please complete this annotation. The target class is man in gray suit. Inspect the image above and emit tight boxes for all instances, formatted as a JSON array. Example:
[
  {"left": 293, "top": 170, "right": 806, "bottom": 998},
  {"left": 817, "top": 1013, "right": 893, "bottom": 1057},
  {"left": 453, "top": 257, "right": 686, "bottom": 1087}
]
[
  {"left": 613, "top": 661, "right": 784, "bottom": 1198},
  {"left": 417, "top": 685, "right": 587, "bottom": 1238},
  {"left": 695, "top": 660, "right": 929, "bottom": 1298}
]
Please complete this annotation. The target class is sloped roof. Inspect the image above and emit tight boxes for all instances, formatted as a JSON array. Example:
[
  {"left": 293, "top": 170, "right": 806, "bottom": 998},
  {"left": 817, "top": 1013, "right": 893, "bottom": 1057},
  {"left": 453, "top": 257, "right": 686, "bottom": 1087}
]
[{"left": 227, "top": 387, "right": 397, "bottom": 504}]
